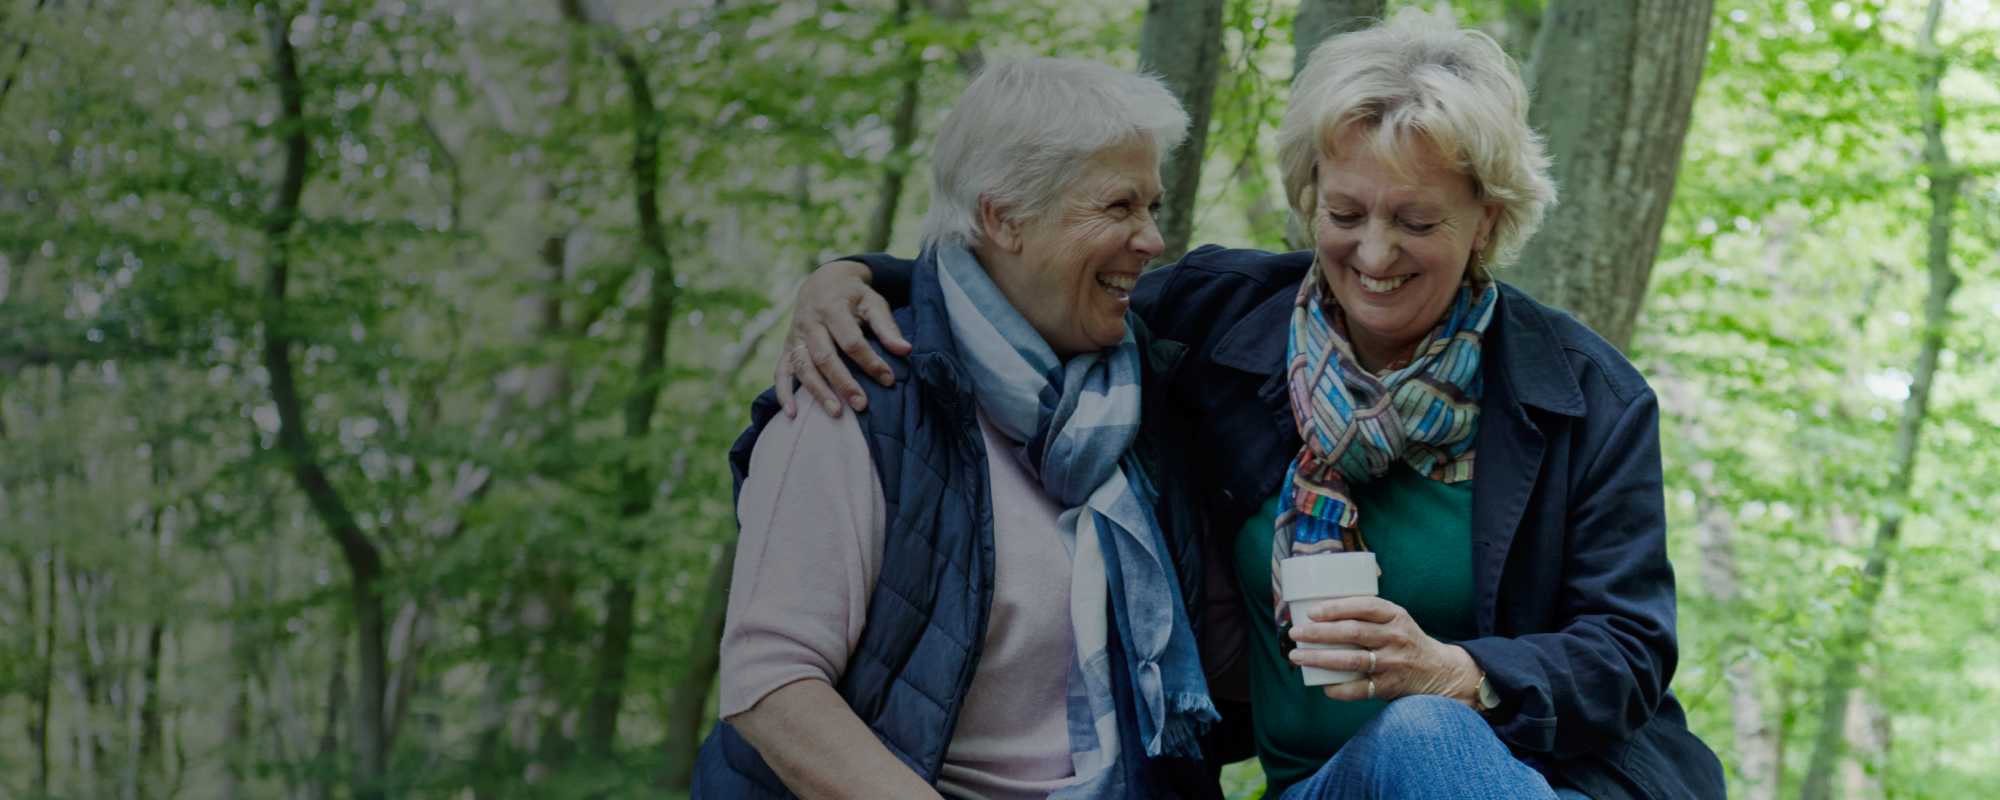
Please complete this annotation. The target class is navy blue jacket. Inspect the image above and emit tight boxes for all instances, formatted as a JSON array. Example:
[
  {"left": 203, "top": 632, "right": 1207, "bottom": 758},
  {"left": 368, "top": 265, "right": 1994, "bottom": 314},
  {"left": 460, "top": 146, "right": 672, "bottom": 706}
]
[
  {"left": 693, "top": 253, "right": 1224, "bottom": 799},
  {"left": 850, "top": 246, "right": 1724, "bottom": 800}
]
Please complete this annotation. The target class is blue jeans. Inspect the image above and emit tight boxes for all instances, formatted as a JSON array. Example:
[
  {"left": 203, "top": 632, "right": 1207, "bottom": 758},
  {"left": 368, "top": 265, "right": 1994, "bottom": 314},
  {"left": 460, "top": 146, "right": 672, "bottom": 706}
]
[{"left": 1278, "top": 696, "right": 1589, "bottom": 800}]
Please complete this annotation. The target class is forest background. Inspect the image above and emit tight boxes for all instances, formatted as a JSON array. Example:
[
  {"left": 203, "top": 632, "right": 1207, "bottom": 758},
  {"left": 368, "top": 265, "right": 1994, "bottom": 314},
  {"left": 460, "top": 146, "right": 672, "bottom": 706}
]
[{"left": 2, "top": 0, "right": 1998, "bottom": 798}]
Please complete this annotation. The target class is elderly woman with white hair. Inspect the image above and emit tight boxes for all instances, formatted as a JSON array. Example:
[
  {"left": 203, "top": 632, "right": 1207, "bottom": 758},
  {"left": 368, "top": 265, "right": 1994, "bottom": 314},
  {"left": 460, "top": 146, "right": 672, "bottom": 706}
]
[
  {"left": 691, "top": 57, "right": 1224, "bottom": 799},
  {"left": 775, "top": 9, "right": 1723, "bottom": 800}
]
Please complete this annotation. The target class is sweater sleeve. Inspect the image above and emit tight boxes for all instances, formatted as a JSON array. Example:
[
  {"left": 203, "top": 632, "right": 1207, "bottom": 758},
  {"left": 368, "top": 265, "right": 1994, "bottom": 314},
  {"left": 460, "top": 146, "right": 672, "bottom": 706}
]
[{"left": 718, "top": 389, "right": 888, "bottom": 718}]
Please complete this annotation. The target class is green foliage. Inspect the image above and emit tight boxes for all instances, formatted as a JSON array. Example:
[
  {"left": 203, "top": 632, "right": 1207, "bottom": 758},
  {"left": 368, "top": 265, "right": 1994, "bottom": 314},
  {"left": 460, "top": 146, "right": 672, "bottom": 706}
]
[{"left": 2, "top": 0, "right": 1997, "bottom": 797}]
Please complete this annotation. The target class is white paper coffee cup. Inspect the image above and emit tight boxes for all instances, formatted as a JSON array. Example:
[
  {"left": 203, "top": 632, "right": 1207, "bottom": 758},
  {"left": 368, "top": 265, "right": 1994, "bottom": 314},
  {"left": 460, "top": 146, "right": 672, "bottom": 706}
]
[{"left": 1280, "top": 551, "right": 1380, "bottom": 687}]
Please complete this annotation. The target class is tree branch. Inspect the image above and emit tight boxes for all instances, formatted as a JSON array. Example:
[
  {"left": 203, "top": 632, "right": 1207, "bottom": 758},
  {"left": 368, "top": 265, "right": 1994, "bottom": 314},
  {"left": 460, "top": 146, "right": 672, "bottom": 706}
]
[
  {"left": 556, "top": 0, "right": 679, "bottom": 756},
  {"left": 0, "top": 0, "right": 53, "bottom": 117},
  {"left": 255, "top": 6, "right": 389, "bottom": 796},
  {"left": 1799, "top": 2, "right": 1959, "bottom": 796}
]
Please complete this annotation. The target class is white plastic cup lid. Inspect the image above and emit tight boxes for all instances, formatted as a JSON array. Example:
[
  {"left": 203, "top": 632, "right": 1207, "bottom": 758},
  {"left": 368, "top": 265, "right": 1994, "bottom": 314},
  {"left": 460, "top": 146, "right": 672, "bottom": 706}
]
[{"left": 1279, "top": 551, "right": 1379, "bottom": 602}]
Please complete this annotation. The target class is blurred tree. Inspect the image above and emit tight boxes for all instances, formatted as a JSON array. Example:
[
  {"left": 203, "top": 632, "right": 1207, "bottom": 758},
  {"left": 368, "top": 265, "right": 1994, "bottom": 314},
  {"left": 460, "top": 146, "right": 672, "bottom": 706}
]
[
  {"left": 1799, "top": 0, "right": 1961, "bottom": 797},
  {"left": 1512, "top": 0, "right": 1717, "bottom": 350},
  {"left": 1, "top": 1, "right": 1998, "bottom": 798},
  {"left": 249, "top": 5, "right": 390, "bottom": 795},
  {"left": 1140, "top": 0, "right": 1228, "bottom": 261}
]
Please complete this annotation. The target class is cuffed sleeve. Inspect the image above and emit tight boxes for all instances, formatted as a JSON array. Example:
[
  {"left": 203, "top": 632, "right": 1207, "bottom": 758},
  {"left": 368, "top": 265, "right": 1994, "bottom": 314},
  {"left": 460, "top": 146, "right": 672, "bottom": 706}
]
[{"left": 718, "top": 389, "right": 888, "bottom": 719}]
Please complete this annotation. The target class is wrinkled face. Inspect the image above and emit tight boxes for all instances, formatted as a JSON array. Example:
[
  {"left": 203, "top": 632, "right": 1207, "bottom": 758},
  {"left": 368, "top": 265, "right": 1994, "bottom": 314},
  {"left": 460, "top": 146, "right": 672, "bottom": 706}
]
[
  {"left": 992, "top": 139, "right": 1165, "bottom": 359},
  {"left": 1313, "top": 128, "right": 1498, "bottom": 369}
]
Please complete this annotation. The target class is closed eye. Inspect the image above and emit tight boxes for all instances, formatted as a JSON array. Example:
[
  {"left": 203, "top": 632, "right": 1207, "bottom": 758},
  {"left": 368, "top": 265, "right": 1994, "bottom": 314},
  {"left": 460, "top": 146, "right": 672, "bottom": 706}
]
[{"left": 1327, "top": 211, "right": 1364, "bottom": 226}]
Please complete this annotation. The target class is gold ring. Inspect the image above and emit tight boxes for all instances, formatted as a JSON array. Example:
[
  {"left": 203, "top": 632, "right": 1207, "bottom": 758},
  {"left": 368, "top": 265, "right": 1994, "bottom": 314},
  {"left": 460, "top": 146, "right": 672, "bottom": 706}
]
[
  {"left": 1367, "top": 678, "right": 1376, "bottom": 700},
  {"left": 1367, "top": 649, "right": 1377, "bottom": 675}
]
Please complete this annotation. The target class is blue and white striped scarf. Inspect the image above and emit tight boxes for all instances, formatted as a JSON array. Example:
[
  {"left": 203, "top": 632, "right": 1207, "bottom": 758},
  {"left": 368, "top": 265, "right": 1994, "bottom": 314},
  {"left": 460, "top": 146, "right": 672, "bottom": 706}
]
[{"left": 934, "top": 244, "right": 1216, "bottom": 797}]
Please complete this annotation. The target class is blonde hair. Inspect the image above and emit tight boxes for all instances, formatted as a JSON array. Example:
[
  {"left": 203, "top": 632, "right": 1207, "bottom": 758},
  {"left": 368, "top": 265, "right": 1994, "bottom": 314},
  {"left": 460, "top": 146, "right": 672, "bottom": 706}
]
[
  {"left": 920, "top": 58, "right": 1189, "bottom": 251},
  {"left": 1277, "top": 6, "right": 1556, "bottom": 271}
]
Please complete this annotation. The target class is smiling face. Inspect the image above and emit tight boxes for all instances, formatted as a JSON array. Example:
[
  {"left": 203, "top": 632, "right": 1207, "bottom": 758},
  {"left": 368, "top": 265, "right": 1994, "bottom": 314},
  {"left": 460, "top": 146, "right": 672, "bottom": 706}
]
[
  {"left": 979, "top": 138, "right": 1165, "bottom": 359},
  {"left": 1313, "top": 127, "right": 1499, "bottom": 371}
]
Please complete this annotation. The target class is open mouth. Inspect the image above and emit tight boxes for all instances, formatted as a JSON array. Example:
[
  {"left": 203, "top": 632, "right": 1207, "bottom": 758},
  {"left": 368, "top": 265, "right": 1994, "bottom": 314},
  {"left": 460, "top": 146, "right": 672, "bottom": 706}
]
[
  {"left": 1351, "top": 265, "right": 1415, "bottom": 294},
  {"left": 1095, "top": 273, "right": 1136, "bottom": 300}
]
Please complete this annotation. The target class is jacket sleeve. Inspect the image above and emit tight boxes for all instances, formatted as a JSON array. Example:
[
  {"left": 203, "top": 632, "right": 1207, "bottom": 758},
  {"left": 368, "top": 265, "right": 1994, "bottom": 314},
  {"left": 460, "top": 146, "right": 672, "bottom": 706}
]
[
  {"left": 847, "top": 252, "right": 1187, "bottom": 330},
  {"left": 843, "top": 253, "right": 916, "bottom": 307},
  {"left": 1458, "top": 389, "right": 1678, "bottom": 759}
]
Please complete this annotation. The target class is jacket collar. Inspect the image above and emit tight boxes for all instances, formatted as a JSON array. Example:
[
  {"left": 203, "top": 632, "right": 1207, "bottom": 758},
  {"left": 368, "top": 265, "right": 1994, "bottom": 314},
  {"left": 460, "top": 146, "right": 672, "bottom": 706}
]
[{"left": 1208, "top": 279, "right": 1586, "bottom": 418}]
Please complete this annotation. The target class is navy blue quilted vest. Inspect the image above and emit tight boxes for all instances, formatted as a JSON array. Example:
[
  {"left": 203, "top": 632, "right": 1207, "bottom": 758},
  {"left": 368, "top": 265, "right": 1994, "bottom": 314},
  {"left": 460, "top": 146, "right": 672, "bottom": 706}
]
[{"left": 692, "top": 256, "right": 1216, "bottom": 799}]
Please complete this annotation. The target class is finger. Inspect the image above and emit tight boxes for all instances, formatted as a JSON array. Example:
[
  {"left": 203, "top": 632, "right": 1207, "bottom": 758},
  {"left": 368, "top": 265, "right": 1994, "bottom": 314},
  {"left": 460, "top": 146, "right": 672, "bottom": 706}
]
[
  {"left": 1287, "top": 647, "right": 1375, "bottom": 675},
  {"left": 1320, "top": 675, "right": 1391, "bottom": 703},
  {"left": 1306, "top": 596, "right": 1402, "bottom": 625},
  {"left": 829, "top": 307, "right": 895, "bottom": 391},
  {"left": 791, "top": 343, "right": 844, "bottom": 418},
  {"left": 860, "top": 292, "right": 912, "bottom": 356},
  {"left": 774, "top": 336, "right": 801, "bottom": 418},
  {"left": 1288, "top": 620, "right": 1395, "bottom": 650},
  {"left": 804, "top": 325, "right": 868, "bottom": 414}
]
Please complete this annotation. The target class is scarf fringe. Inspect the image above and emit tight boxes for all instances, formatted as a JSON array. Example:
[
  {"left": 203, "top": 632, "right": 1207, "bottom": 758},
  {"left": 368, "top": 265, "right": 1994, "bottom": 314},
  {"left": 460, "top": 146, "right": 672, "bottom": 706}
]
[{"left": 1148, "top": 692, "right": 1219, "bottom": 760}]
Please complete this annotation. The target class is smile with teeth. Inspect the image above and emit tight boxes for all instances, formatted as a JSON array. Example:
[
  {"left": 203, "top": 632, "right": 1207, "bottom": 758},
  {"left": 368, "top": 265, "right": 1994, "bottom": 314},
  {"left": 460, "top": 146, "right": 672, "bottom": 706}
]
[
  {"left": 1352, "top": 266, "right": 1415, "bottom": 294},
  {"left": 1095, "top": 273, "right": 1137, "bottom": 299}
]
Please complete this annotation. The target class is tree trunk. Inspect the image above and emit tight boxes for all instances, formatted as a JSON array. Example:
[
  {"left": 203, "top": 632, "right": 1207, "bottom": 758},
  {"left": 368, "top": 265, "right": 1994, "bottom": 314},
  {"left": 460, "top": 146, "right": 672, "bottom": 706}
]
[
  {"left": 858, "top": 0, "right": 983, "bottom": 253},
  {"left": 557, "top": 0, "right": 680, "bottom": 758},
  {"left": 1281, "top": 0, "right": 1385, "bottom": 250},
  {"left": 1291, "top": 0, "right": 1384, "bottom": 80},
  {"left": 35, "top": 551, "right": 55, "bottom": 796},
  {"left": 1511, "top": 0, "right": 1714, "bottom": 350},
  {"left": 131, "top": 621, "right": 165, "bottom": 799},
  {"left": 1840, "top": 685, "right": 1888, "bottom": 798},
  {"left": 1798, "top": 3, "right": 1957, "bottom": 798},
  {"left": 1501, "top": 0, "right": 1543, "bottom": 64},
  {"left": 864, "top": 0, "right": 922, "bottom": 253},
  {"left": 1702, "top": 504, "right": 1780, "bottom": 800},
  {"left": 223, "top": 676, "right": 250, "bottom": 800},
  {"left": 641, "top": 303, "right": 784, "bottom": 783},
  {"left": 64, "top": 565, "right": 106, "bottom": 792},
  {"left": 0, "top": 0, "right": 53, "bottom": 116},
  {"left": 127, "top": 377, "right": 173, "bottom": 800},
  {"left": 1138, "top": 0, "right": 1226, "bottom": 262},
  {"left": 310, "top": 622, "right": 349, "bottom": 800},
  {"left": 657, "top": 546, "right": 737, "bottom": 790},
  {"left": 924, "top": 0, "right": 984, "bottom": 73},
  {"left": 255, "top": 7, "right": 390, "bottom": 797}
]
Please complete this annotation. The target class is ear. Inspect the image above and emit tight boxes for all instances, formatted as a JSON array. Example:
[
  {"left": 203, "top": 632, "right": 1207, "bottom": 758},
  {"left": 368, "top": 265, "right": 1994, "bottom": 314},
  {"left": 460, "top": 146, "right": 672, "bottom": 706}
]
[
  {"left": 977, "top": 196, "right": 1027, "bottom": 255},
  {"left": 1474, "top": 203, "right": 1502, "bottom": 251}
]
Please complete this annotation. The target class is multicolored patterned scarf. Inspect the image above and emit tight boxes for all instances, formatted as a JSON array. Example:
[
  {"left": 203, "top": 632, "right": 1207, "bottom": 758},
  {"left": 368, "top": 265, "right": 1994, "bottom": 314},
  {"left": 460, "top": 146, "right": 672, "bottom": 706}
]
[
  {"left": 934, "top": 244, "right": 1216, "bottom": 797},
  {"left": 1271, "top": 257, "right": 1497, "bottom": 623}
]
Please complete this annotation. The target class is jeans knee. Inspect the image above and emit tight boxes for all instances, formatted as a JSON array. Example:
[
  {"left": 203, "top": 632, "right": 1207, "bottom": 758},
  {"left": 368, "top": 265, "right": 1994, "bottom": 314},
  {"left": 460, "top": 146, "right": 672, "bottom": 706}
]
[
  {"left": 1365, "top": 695, "right": 1484, "bottom": 747},
  {"left": 1314, "top": 695, "right": 1540, "bottom": 798}
]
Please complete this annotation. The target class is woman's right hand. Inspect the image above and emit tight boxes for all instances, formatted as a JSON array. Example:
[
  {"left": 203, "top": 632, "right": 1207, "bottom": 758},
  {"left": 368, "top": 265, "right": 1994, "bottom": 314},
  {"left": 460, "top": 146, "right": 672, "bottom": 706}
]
[{"left": 774, "top": 260, "right": 911, "bottom": 418}]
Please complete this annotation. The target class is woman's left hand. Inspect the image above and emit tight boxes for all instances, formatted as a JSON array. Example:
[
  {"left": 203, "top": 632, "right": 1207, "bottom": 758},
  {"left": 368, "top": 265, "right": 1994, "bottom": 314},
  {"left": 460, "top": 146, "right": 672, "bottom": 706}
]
[{"left": 1287, "top": 596, "right": 1483, "bottom": 705}]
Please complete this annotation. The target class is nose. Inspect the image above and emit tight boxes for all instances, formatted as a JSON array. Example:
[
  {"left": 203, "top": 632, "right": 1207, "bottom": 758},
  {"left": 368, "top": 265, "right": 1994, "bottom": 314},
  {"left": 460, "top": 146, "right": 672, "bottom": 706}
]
[
  {"left": 1352, "top": 222, "right": 1396, "bottom": 272},
  {"left": 1132, "top": 215, "right": 1165, "bottom": 261}
]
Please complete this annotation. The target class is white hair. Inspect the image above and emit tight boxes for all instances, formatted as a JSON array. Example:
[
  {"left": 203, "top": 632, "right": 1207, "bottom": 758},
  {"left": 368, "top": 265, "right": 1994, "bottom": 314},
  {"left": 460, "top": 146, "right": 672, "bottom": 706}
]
[
  {"left": 919, "top": 58, "right": 1189, "bottom": 250},
  {"left": 1278, "top": 7, "right": 1556, "bottom": 271}
]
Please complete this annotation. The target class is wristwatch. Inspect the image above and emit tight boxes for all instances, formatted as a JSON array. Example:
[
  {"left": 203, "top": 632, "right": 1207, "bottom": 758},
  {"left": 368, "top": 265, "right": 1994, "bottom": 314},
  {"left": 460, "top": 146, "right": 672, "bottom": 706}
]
[{"left": 1475, "top": 674, "right": 1501, "bottom": 712}]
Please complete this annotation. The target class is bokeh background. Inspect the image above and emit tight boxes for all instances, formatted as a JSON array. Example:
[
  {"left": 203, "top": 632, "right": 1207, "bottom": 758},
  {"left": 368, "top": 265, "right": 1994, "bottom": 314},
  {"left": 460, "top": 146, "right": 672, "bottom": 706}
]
[{"left": 2, "top": 0, "right": 1998, "bottom": 797}]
